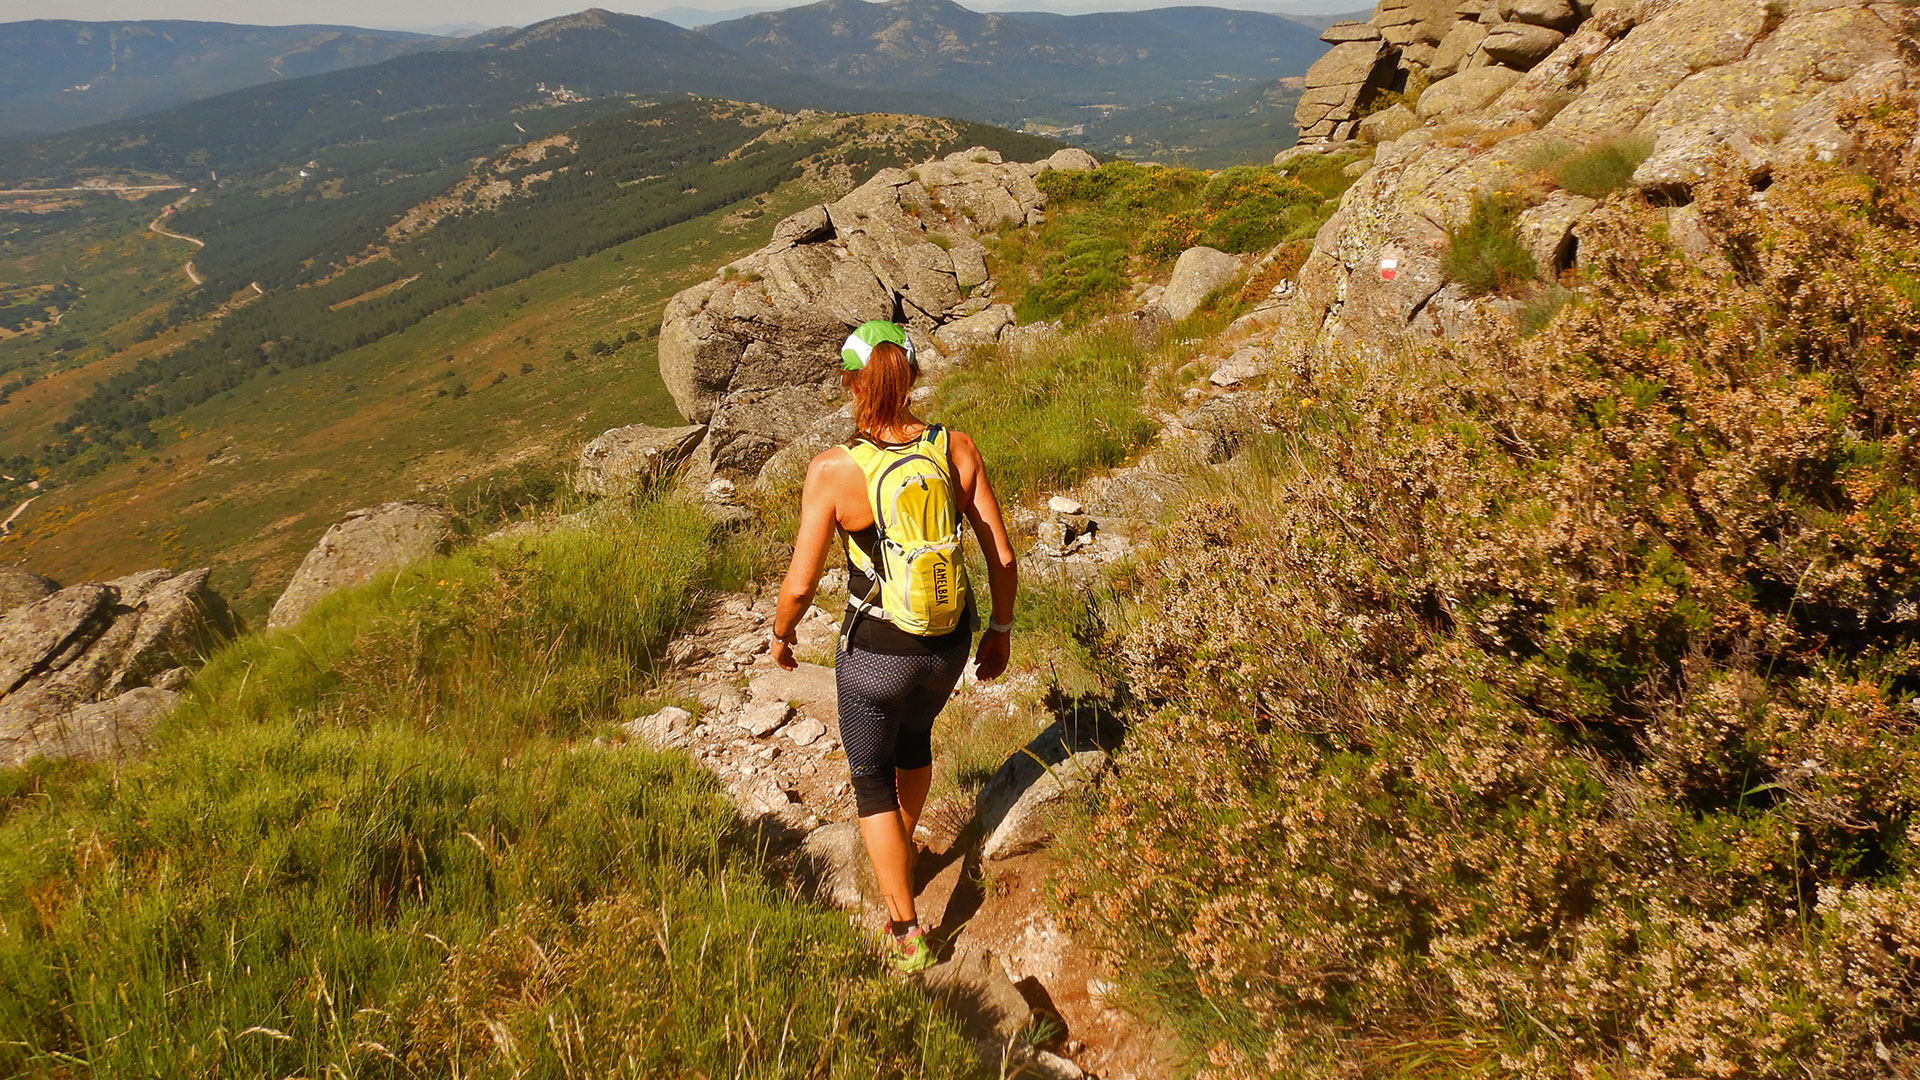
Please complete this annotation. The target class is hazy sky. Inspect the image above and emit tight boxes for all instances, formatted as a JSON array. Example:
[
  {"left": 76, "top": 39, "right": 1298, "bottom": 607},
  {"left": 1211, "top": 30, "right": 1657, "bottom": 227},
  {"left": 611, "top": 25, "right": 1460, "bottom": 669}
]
[{"left": 6, "top": 0, "right": 1358, "bottom": 32}]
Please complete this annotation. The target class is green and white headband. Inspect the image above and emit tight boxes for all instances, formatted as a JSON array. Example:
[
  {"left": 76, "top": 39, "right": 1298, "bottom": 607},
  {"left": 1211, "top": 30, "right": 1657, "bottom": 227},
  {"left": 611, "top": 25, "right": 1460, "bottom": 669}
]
[{"left": 841, "top": 319, "right": 917, "bottom": 371}]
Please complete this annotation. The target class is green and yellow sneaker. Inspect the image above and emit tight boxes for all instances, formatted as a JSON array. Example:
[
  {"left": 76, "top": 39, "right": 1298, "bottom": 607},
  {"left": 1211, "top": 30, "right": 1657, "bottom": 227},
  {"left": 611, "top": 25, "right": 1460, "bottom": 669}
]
[{"left": 884, "top": 925, "right": 937, "bottom": 974}]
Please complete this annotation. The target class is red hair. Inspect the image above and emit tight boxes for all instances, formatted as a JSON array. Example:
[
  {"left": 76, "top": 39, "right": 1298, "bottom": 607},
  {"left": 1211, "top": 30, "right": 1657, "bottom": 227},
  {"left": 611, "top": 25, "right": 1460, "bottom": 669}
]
[{"left": 843, "top": 340, "right": 917, "bottom": 437}]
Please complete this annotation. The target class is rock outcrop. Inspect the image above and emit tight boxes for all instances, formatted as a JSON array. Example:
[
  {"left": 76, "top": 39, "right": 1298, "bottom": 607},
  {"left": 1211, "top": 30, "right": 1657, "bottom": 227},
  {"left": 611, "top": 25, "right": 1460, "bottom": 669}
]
[
  {"left": 268, "top": 502, "right": 455, "bottom": 629},
  {"left": 1157, "top": 246, "right": 1247, "bottom": 323},
  {"left": 0, "top": 567, "right": 232, "bottom": 766},
  {"left": 575, "top": 422, "right": 707, "bottom": 495},
  {"left": 0, "top": 566, "right": 56, "bottom": 618},
  {"left": 1276, "top": 0, "right": 1917, "bottom": 360},
  {"left": 976, "top": 718, "right": 1117, "bottom": 861},
  {"left": 657, "top": 146, "right": 1093, "bottom": 483},
  {"left": 1295, "top": 24, "right": 1397, "bottom": 141}
]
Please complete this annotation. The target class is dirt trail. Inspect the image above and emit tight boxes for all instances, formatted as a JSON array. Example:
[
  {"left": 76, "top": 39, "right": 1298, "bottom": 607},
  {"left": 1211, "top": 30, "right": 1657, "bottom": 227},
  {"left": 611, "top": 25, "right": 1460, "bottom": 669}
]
[
  {"left": 1, "top": 495, "right": 38, "bottom": 535},
  {"left": 146, "top": 194, "right": 206, "bottom": 285},
  {"left": 0, "top": 184, "right": 184, "bottom": 196}
]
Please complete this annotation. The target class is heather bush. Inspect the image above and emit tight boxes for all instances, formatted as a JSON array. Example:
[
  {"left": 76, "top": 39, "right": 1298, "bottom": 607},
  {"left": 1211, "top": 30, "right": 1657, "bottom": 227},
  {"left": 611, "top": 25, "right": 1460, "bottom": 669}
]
[{"left": 1061, "top": 100, "right": 1920, "bottom": 1077}]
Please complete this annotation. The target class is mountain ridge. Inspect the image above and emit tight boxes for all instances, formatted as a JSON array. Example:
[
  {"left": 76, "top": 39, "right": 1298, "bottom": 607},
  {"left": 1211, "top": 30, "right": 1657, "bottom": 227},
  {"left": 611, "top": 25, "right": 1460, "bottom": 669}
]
[{"left": 0, "top": 19, "right": 455, "bottom": 139}]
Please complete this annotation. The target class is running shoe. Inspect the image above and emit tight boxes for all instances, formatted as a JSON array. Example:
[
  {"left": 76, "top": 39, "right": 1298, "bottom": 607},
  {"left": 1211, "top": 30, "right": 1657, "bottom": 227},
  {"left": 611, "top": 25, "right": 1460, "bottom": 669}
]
[{"left": 884, "top": 925, "right": 937, "bottom": 973}]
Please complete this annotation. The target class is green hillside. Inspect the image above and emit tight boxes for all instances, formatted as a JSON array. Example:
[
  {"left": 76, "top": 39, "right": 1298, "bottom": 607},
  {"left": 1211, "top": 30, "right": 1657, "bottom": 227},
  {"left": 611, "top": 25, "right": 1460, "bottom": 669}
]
[
  {"left": 0, "top": 103, "right": 1059, "bottom": 621},
  {"left": 0, "top": 495, "right": 979, "bottom": 1077}
]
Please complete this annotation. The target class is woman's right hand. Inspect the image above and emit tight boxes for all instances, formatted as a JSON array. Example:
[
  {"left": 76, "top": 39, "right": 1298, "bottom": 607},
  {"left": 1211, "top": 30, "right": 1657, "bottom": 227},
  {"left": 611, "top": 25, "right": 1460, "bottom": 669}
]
[{"left": 974, "top": 627, "right": 1009, "bottom": 681}]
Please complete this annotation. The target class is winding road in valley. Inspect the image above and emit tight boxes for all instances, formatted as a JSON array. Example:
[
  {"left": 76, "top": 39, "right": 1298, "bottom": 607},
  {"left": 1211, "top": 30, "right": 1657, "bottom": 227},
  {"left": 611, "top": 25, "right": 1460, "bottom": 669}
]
[
  {"left": 1, "top": 495, "right": 38, "bottom": 535},
  {"left": 148, "top": 193, "right": 206, "bottom": 285}
]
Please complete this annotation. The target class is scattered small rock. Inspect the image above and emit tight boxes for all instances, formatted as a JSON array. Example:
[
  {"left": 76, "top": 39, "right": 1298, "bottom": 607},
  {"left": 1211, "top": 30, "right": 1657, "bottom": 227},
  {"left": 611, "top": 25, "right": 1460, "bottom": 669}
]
[
  {"left": 748, "top": 662, "right": 837, "bottom": 719},
  {"left": 1046, "top": 495, "right": 1084, "bottom": 515},
  {"left": 785, "top": 717, "right": 827, "bottom": 747},
  {"left": 625, "top": 705, "right": 695, "bottom": 748},
  {"left": 740, "top": 700, "right": 793, "bottom": 737},
  {"left": 1208, "top": 346, "right": 1268, "bottom": 388}
]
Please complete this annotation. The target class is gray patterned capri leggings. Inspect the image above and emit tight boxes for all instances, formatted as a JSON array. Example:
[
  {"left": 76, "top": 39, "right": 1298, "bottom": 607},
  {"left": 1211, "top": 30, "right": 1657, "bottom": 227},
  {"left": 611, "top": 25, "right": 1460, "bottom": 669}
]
[{"left": 836, "top": 642, "right": 970, "bottom": 817}]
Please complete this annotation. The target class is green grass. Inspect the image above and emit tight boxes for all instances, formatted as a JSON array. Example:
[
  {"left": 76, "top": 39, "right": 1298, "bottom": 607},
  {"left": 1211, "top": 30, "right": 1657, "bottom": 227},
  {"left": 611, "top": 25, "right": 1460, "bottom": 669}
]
[
  {"left": 1443, "top": 193, "right": 1538, "bottom": 295},
  {"left": 931, "top": 328, "right": 1158, "bottom": 503},
  {"left": 1527, "top": 135, "right": 1656, "bottom": 198},
  {"left": 992, "top": 160, "right": 1358, "bottom": 326},
  {"left": 0, "top": 496, "right": 979, "bottom": 1077}
]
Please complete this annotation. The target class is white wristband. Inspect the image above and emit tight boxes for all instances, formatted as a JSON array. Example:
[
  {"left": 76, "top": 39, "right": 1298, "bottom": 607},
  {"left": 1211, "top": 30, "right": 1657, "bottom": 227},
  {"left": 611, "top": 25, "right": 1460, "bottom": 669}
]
[{"left": 987, "top": 617, "right": 1013, "bottom": 633}]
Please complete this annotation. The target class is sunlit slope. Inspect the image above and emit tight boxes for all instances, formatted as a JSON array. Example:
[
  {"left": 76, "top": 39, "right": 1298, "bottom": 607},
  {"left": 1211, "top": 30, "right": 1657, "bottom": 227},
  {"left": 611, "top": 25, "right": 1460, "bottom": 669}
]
[{"left": 0, "top": 107, "right": 1059, "bottom": 622}]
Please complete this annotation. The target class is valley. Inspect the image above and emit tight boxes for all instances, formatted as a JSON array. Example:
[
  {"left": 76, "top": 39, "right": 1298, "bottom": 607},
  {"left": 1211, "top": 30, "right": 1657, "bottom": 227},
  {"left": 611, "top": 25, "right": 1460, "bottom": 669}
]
[{"left": 0, "top": 102, "right": 1057, "bottom": 621}]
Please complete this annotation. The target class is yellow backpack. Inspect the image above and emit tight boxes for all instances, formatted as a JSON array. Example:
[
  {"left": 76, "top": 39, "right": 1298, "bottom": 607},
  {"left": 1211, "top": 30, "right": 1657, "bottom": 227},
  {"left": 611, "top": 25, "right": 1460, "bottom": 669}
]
[{"left": 845, "top": 425, "right": 971, "bottom": 636}]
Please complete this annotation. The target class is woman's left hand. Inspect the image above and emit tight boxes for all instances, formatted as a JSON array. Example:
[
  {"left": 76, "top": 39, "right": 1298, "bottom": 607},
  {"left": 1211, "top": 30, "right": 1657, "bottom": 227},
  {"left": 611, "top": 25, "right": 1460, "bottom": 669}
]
[{"left": 974, "top": 628, "right": 1010, "bottom": 681}]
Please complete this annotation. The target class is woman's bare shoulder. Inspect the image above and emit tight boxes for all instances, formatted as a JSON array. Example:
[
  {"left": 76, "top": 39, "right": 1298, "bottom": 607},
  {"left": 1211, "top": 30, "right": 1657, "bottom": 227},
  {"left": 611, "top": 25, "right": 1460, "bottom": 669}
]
[{"left": 804, "top": 444, "right": 858, "bottom": 483}]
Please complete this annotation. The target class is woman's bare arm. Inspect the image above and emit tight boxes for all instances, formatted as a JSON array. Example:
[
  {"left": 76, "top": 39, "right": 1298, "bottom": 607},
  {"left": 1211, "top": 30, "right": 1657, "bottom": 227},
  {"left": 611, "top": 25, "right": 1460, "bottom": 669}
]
[{"left": 770, "top": 451, "right": 844, "bottom": 668}]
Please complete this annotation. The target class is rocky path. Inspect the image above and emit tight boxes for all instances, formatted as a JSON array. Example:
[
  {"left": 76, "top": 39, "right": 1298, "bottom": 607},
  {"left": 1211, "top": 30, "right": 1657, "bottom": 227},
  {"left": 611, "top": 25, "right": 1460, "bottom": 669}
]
[{"left": 618, "top": 582, "right": 1180, "bottom": 1080}]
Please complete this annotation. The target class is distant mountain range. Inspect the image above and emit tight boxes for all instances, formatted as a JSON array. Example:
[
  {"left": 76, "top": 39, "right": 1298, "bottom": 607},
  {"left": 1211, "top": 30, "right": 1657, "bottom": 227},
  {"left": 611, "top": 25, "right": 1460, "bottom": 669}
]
[
  {"left": 0, "top": 10, "right": 927, "bottom": 189},
  {"left": 0, "top": 1, "right": 1332, "bottom": 152},
  {"left": 701, "top": 0, "right": 1324, "bottom": 114},
  {"left": 0, "top": 20, "right": 451, "bottom": 139}
]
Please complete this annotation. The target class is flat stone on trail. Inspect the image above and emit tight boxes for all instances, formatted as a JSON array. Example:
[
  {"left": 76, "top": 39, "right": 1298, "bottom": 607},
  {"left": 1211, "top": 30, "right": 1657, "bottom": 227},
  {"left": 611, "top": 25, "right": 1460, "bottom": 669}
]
[
  {"left": 785, "top": 717, "right": 827, "bottom": 747},
  {"left": 740, "top": 700, "right": 792, "bottom": 737},
  {"left": 916, "top": 949, "right": 1033, "bottom": 1042},
  {"left": 1046, "top": 495, "right": 1085, "bottom": 515},
  {"left": 1209, "top": 346, "right": 1268, "bottom": 387},
  {"left": 748, "top": 662, "right": 837, "bottom": 719}
]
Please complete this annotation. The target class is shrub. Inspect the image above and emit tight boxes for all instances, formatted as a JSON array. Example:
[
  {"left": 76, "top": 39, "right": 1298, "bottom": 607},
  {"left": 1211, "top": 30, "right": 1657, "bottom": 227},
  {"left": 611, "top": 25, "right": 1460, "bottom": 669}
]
[
  {"left": 1194, "top": 168, "right": 1319, "bottom": 254},
  {"left": 1517, "top": 283, "right": 1575, "bottom": 335},
  {"left": 1015, "top": 225, "right": 1131, "bottom": 323},
  {"left": 1554, "top": 134, "right": 1655, "bottom": 197},
  {"left": 1443, "top": 192, "right": 1538, "bottom": 294},
  {"left": 1062, "top": 100, "right": 1920, "bottom": 1078},
  {"left": 1140, "top": 209, "right": 1205, "bottom": 262}
]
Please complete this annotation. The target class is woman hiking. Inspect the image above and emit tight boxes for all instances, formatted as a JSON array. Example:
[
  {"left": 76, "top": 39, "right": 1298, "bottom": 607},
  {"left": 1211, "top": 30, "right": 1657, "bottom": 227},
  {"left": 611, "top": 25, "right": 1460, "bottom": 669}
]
[{"left": 769, "top": 320, "right": 1019, "bottom": 974}]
